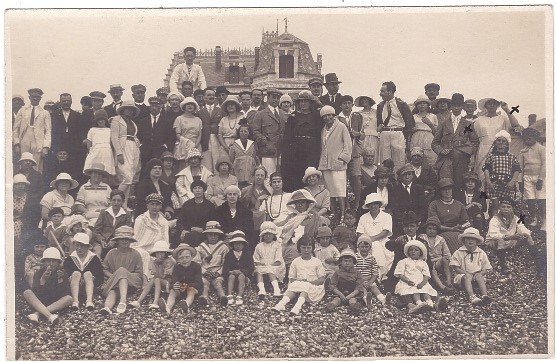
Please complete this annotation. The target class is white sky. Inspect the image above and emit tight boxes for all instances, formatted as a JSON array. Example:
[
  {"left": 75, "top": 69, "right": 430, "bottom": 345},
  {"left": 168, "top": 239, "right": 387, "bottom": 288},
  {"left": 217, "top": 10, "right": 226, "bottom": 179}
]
[{"left": 5, "top": 6, "right": 552, "bottom": 124}]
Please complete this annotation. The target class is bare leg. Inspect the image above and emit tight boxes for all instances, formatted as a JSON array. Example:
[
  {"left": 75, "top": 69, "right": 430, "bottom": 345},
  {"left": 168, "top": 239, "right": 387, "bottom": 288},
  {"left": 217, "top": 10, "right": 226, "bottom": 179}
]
[
  {"left": 462, "top": 274, "right": 475, "bottom": 298},
  {"left": 412, "top": 293, "right": 420, "bottom": 304},
  {"left": 227, "top": 274, "right": 236, "bottom": 296},
  {"left": 237, "top": 274, "right": 246, "bottom": 297},
  {"left": 23, "top": 290, "right": 67, "bottom": 319},
  {"left": 201, "top": 278, "right": 210, "bottom": 299},
  {"left": 83, "top": 271, "right": 95, "bottom": 304},
  {"left": 474, "top": 274, "right": 488, "bottom": 296},
  {"left": 185, "top": 288, "right": 196, "bottom": 306},
  {"left": 137, "top": 279, "right": 155, "bottom": 304},
  {"left": 70, "top": 271, "right": 82, "bottom": 305},
  {"left": 118, "top": 278, "right": 129, "bottom": 304},
  {"left": 167, "top": 290, "right": 177, "bottom": 313},
  {"left": 441, "top": 259, "right": 452, "bottom": 287},
  {"left": 152, "top": 278, "right": 162, "bottom": 305},
  {"left": 26, "top": 271, "right": 35, "bottom": 289},
  {"left": 212, "top": 278, "right": 226, "bottom": 298},
  {"left": 338, "top": 197, "right": 346, "bottom": 220},
  {"left": 104, "top": 290, "right": 117, "bottom": 309},
  {"left": 431, "top": 268, "right": 445, "bottom": 290}
]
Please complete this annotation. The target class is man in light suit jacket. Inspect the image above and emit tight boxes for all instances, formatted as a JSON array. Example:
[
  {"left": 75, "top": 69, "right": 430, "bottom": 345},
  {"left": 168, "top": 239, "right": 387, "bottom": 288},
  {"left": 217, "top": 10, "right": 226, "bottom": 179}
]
[
  {"left": 431, "top": 93, "right": 479, "bottom": 190},
  {"left": 198, "top": 88, "right": 224, "bottom": 172},
  {"left": 251, "top": 88, "right": 287, "bottom": 175},
  {"left": 169, "top": 46, "right": 207, "bottom": 94},
  {"left": 13, "top": 88, "right": 52, "bottom": 173}
]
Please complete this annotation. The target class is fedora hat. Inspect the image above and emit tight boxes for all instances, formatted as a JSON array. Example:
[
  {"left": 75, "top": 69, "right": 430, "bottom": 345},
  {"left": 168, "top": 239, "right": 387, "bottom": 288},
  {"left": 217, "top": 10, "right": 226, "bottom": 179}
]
[
  {"left": 50, "top": 173, "right": 79, "bottom": 190},
  {"left": 362, "top": 193, "right": 383, "bottom": 209},
  {"left": 72, "top": 233, "right": 91, "bottom": 245},
  {"left": 354, "top": 95, "right": 376, "bottom": 108},
  {"left": 202, "top": 221, "right": 225, "bottom": 235},
  {"left": 13, "top": 174, "right": 30, "bottom": 185},
  {"left": 413, "top": 95, "right": 431, "bottom": 107},
  {"left": 84, "top": 163, "right": 109, "bottom": 178},
  {"left": 150, "top": 240, "right": 172, "bottom": 256},
  {"left": 338, "top": 248, "right": 357, "bottom": 264},
  {"left": 172, "top": 243, "right": 197, "bottom": 260},
  {"left": 18, "top": 152, "right": 37, "bottom": 166},
  {"left": 457, "top": 227, "right": 484, "bottom": 243},
  {"left": 302, "top": 167, "right": 322, "bottom": 184},
  {"left": 403, "top": 239, "right": 427, "bottom": 260},
  {"left": 41, "top": 247, "right": 62, "bottom": 262},
  {"left": 116, "top": 100, "right": 140, "bottom": 118},
  {"left": 180, "top": 97, "right": 200, "bottom": 112},
  {"left": 324, "top": 73, "right": 342, "bottom": 85},
  {"left": 111, "top": 225, "right": 139, "bottom": 243}
]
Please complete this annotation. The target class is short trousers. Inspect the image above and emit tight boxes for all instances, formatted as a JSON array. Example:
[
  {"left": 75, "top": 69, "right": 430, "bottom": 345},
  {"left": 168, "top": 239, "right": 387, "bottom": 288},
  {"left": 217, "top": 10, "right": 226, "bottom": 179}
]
[
  {"left": 523, "top": 174, "right": 546, "bottom": 200},
  {"left": 454, "top": 273, "right": 485, "bottom": 286}
]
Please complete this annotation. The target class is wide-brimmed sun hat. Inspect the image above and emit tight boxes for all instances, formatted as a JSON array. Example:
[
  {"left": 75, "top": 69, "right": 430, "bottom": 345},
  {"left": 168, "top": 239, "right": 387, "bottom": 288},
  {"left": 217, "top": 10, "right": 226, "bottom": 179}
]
[
  {"left": 478, "top": 98, "right": 501, "bottom": 111},
  {"left": 362, "top": 193, "right": 383, "bottom": 209},
  {"left": 457, "top": 227, "right": 484, "bottom": 244},
  {"left": 221, "top": 95, "right": 241, "bottom": 112},
  {"left": 172, "top": 243, "right": 197, "bottom": 260},
  {"left": 404, "top": 239, "right": 428, "bottom": 260},
  {"left": 413, "top": 95, "right": 432, "bottom": 106},
  {"left": 150, "top": 240, "right": 172, "bottom": 256},
  {"left": 116, "top": 100, "right": 141, "bottom": 118},
  {"left": 260, "top": 221, "right": 279, "bottom": 237},
  {"left": 13, "top": 174, "right": 30, "bottom": 185},
  {"left": 354, "top": 95, "right": 376, "bottom": 107},
  {"left": 84, "top": 163, "right": 109, "bottom": 178},
  {"left": 203, "top": 221, "right": 225, "bottom": 235},
  {"left": 186, "top": 148, "right": 203, "bottom": 162},
  {"left": 180, "top": 97, "right": 200, "bottom": 112},
  {"left": 18, "top": 152, "right": 37, "bottom": 166},
  {"left": 50, "top": 173, "right": 79, "bottom": 190},
  {"left": 287, "top": 189, "right": 316, "bottom": 206},
  {"left": 302, "top": 167, "right": 322, "bottom": 183}
]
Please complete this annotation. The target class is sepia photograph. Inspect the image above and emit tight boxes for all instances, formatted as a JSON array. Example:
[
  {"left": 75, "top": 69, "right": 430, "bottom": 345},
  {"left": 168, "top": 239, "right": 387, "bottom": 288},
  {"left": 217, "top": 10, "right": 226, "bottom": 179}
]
[{"left": 5, "top": 5, "right": 553, "bottom": 360}]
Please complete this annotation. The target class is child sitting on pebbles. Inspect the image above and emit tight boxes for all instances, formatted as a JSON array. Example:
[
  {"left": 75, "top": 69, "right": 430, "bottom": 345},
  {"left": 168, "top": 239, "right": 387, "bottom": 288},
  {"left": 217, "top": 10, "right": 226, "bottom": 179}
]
[
  {"left": 253, "top": 221, "right": 285, "bottom": 300},
  {"left": 450, "top": 227, "right": 493, "bottom": 306},
  {"left": 324, "top": 249, "right": 365, "bottom": 315},
  {"left": 314, "top": 226, "right": 340, "bottom": 286},
  {"left": 355, "top": 235, "right": 391, "bottom": 306},
  {"left": 24, "top": 237, "right": 48, "bottom": 288},
  {"left": 158, "top": 244, "right": 203, "bottom": 314},
  {"left": 223, "top": 235, "right": 254, "bottom": 306},
  {"left": 418, "top": 216, "right": 454, "bottom": 295}
]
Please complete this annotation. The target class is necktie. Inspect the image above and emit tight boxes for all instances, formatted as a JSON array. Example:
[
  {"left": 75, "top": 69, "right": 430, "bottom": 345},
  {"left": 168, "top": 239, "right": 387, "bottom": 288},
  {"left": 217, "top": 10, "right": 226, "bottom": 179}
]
[
  {"left": 330, "top": 95, "right": 334, "bottom": 103},
  {"left": 273, "top": 108, "right": 279, "bottom": 119},
  {"left": 208, "top": 105, "right": 213, "bottom": 116},
  {"left": 29, "top": 107, "right": 35, "bottom": 126},
  {"left": 383, "top": 102, "right": 392, "bottom": 126},
  {"left": 406, "top": 185, "right": 410, "bottom": 194},
  {"left": 466, "top": 250, "right": 475, "bottom": 262},
  {"left": 153, "top": 115, "right": 157, "bottom": 127},
  {"left": 114, "top": 102, "right": 121, "bottom": 111}
]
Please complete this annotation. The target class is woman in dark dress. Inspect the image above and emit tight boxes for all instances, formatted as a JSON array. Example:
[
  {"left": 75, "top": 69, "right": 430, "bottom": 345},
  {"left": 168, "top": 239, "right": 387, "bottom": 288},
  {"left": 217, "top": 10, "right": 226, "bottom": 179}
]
[
  {"left": 175, "top": 179, "right": 215, "bottom": 247},
  {"left": 280, "top": 90, "right": 323, "bottom": 192},
  {"left": 134, "top": 158, "right": 174, "bottom": 219}
]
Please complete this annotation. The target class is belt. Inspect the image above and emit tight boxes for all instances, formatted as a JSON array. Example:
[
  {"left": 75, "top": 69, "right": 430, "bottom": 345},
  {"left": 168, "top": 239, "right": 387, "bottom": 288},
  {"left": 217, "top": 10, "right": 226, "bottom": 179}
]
[
  {"left": 126, "top": 136, "right": 137, "bottom": 141},
  {"left": 294, "top": 135, "right": 315, "bottom": 139},
  {"left": 382, "top": 127, "right": 404, "bottom": 132}
]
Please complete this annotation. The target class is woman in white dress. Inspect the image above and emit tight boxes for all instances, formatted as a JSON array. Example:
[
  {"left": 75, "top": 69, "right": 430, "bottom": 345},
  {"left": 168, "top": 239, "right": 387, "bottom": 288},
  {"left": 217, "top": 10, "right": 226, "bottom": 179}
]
[
  {"left": 411, "top": 95, "right": 438, "bottom": 167},
  {"left": 355, "top": 96, "right": 379, "bottom": 162},
  {"left": 217, "top": 96, "right": 242, "bottom": 164},
  {"left": 83, "top": 109, "right": 115, "bottom": 176}
]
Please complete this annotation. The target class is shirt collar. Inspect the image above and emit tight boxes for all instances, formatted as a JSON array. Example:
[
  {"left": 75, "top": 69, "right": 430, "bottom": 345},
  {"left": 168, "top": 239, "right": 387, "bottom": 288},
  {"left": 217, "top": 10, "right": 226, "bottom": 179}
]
[
  {"left": 268, "top": 105, "right": 278, "bottom": 113},
  {"left": 106, "top": 206, "right": 126, "bottom": 218}
]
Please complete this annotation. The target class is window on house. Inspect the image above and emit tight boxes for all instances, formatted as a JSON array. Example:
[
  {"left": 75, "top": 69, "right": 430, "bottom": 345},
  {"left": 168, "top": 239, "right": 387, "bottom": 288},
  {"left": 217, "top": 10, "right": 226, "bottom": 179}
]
[
  {"left": 229, "top": 65, "right": 240, "bottom": 84},
  {"left": 279, "top": 54, "right": 294, "bottom": 78}
]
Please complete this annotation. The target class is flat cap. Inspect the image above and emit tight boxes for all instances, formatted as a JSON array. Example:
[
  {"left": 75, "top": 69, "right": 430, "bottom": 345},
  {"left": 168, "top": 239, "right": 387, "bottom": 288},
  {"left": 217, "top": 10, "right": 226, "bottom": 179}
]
[
  {"left": 89, "top": 91, "right": 106, "bottom": 100},
  {"left": 27, "top": 88, "right": 43, "bottom": 96}
]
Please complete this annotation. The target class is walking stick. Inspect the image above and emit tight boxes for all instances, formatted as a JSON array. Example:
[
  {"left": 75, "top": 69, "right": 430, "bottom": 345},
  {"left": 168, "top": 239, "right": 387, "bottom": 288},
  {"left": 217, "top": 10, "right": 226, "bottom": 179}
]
[{"left": 49, "top": 230, "right": 67, "bottom": 258}]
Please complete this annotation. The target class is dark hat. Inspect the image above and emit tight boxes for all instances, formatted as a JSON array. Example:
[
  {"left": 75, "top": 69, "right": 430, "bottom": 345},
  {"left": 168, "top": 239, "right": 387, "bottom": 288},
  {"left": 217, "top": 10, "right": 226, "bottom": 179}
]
[
  {"left": 451, "top": 93, "right": 465, "bottom": 106},
  {"left": 144, "top": 158, "right": 163, "bottom": 175},
  {"left": 80, "top": 96, "right": 92, "bottom": 106},
  {"left": 161, "top": 151, "right": 177, "bottom": 161},
  {"left": 437, "top": 178, "right": 454, "bottom": 189},
  {"left": 463, "top": 171, "right": 480, "bottom": 182},
  {"left": 498, "top": 197, "right": 515, "bottom": 208},
  {"left": 89, "top": 91, "right": 106, "bottom": 100},
  {"left": 148, "top": 96, "right": 161, "bottom": 104},
  {"left": 27, "top": 88, "right": 44, "bottom": 96},
  {"left": 266, "top": 87, "right": 283, "bottom": 96},
  {"left": 94, "top": 109, "right": 109, "bottom": 122},
  {"left": 108, "top": 84, "right": 125, "bottom": 93},
  {"left": 190, "top": 179, "right": 208, "bottom": 192},
  {"left": 215, "top": 86, "right": 230, "bottom": 95},
  {"left": 402, "top": 211, "right": 420, "bottom": 225},
  {"left": 308, "top": 77, "right": 324, "bottom": 86},
  {"left": 424, "top": 216, "right": 441, "bottom": 229},
  {"left": 522, "top": 127, "right": 541, "bottom": 139},
  {"left": 12, "top": 94, "right": 24, "bottom": 101},
  {"left": 193, "top": 89, "right": 205, "bottom": 97},
  {"left": 131, "top": 84, "right": 146, "bottom": 93},
  {"left": 354, "top": 96, "right": 376, "bottom": 107},
  {"left": 424, "top": 83, "right": 440, "bottom": 91},
  {"left": 374, "top": 166, "right": 391, "bottom": 178},
  {"left": 33, "top": 235, "right": 49, "bottom": 246},
  {"left": 324, "top": 73, "right": 342, "bottom": 85},
  {"left": 340, "top": 95, "right": 354, "bottom": 103},
  {"left": 396, "top": 163, "right": 415, "bottom": 176},
  {"left": 48, "top": 207, "right": 65, "bottom": 218},
  {"left": 156, "top": 87, "right": 170, "bottom": 96}
]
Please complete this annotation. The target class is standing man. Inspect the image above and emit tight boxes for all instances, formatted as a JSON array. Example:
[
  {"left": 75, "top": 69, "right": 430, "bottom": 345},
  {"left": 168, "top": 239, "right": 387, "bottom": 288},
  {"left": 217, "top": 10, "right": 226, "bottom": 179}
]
[
  {"left": 376, "top": 81, "right": 415, "bottom": 172},
  {"left": 252, "top": 88, "right": 287, "bottom": 174},
  {"left": 137, "top": 97, "right": 175, "bottom": 173},
  {"left": 431, "top": 93, "right": 479, "bottom": 190},
  {"left": 13, "top": 88, "right": 51, "bottom": 173},
  {"left": 131, "top": 84, "right": 150, "bottom": 120},
  {"left": 251, "top": 88, "right": 266, "bottom": 112},
  {"left": 12, "top": 95, "right": 25, "bottom": 168},
  {"left": 169, "top": 46, "right": 207, "bottom": 94},
  {"left": 156, "top": 87, "right": 170, "bottom": 111},
  {"left": 104, "top": 84, "right": 124, "bottom": 118},
  {"left": 198, "top": 88, "right": 224, "bottom": 172},
  {"left": 319, "top": 73, "right": 343, "bottom": 114},
  {"left": 181, "top": 81, "right": 194, "bottom": 99},
  {"left": 308, "top": 77, "right": 323, "bottom": 98},
  {"left": 424, "top": 83, "right": 440, "bottom": 102}
]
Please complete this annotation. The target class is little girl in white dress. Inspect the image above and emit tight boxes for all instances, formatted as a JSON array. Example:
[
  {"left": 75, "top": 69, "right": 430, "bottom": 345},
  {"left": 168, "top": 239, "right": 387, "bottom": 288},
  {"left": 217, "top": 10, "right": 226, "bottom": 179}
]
[{"left": 84, "top": 110, "right": 116, "bottom": 176}]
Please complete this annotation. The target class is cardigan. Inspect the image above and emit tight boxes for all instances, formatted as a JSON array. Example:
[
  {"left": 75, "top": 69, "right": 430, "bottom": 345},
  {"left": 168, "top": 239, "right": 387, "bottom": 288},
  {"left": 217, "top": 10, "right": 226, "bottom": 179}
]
[{"left": 318, "top": 120, "right": 353, "bottom": 171}]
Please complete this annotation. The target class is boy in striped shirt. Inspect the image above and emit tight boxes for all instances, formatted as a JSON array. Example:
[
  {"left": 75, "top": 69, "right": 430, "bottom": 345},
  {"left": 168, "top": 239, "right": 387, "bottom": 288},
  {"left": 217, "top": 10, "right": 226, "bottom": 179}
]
[{"left": 355, "top": 235, "right": 391, "bottom": 306}]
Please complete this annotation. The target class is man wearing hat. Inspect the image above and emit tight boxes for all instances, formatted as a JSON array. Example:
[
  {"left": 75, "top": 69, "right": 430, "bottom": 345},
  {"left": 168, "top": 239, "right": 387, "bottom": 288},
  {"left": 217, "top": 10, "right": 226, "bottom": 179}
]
[
  {"left": 104, "top": 84, "right": 125, "bottom": 118},
  {"left": 308, "top": 77, "right": 324, "bottom": 98},
  {"left": 82, "top": 91, "right": 108, "bottom": 130},
  {"left": 13, "top": 88, "right": 52, "bottom": 173},
  {"left": 251, "top": 88, "right": 287, "bottom": 174},
  {"left": 156, "top": 87, "right": 170, "bottom": 107},
  {"left": 198, "top": 87, "right": 224, "bottom": 172},
  {"left": 431, "top": 94, "right": 479, "bottom": 190},
  {"left": 376, "top": 81, "right": 415, "bottom": 172},
  {"left": 409, "top": 146, "right": 438, "bottom": 204},
  {"left": 136, "top": 96, "right": 175, "bottom": 171},
  {"left": 389, "top": 163, "right": 427, "bottom": 236},
  {"left": 215, "top": 86, "right": 230, "bottom": 106},
  {"left": 131, "top": 84, "right": 150, "bottom": 120},
  {"left": 169, "top": 46, "right": 207, "bottom": 94},
  {"left": 319, "top": 73, "right": 343, "bottom": 114}
]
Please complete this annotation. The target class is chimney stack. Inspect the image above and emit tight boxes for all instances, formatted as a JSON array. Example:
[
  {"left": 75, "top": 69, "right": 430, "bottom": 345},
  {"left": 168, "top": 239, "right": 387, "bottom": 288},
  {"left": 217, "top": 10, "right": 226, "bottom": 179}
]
[
  {"left": 254, "top": 47, "right": 260, "bottom": 71},
  {"left": 215, "top": 46, "right": 222, "bottom": 70}
]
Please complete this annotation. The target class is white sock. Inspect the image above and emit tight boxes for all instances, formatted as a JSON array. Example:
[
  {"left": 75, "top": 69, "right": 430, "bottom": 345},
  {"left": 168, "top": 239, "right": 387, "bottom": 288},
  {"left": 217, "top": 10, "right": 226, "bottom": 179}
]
[
  {"left": 276, "top": 295, "right": 291, "bottom": 308},
  {"left": 257, "top": 282, "right": 266, "bottom": 294},
  {"left": 377, "top": 294, "right": 386, "bottom": 303},
  {"left": 426, "top": 299, "right": 433, "bottom": 307},
  {"left": 271, "top": 280, "right": 280, "bottom": 293},
  {"left": 292, "top": 296, "right": 306, "bottom": 312}
]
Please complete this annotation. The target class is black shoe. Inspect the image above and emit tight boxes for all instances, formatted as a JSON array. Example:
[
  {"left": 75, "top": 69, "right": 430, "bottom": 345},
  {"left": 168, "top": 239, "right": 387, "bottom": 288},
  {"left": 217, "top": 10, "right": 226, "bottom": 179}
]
[
  {"left": 435, "top": 297, "right": 449, "bottom": 312},
  {"left": 481, "top": 295, "right": 492, "bottom": 305},
  {"left": 258, "top": 293, "right": 266, "bottom": 301},
  {"left": 220, "top": 296, "right": 228, "bottom": 307},
  {"left": 197, "top": 296, "right": 208, "bottom": 306},
  {"left": 178, "top": 300, "right": 189, "bottom": 314}
]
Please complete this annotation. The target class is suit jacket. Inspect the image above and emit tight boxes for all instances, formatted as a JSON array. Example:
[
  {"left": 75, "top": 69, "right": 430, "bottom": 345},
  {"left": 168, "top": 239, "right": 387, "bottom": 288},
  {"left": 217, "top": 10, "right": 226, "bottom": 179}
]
[
  {"left": 104, "top": 102, "right": 122, "bottom": 118},
  {"left": 51, "top": 109, "right": 88, "bottom": 155},
  {"left": 431, "top": 115, "right": 479, "bottom": 157},
  {"left": 13, "top": 105, "right": 52, "bottom": 151},
  {"left": 376, "top": 98, "right": 415, "bottom": 139},
  {"left": 134, "top": 103, "right": 150, "bottom": 121},
  {"left": 389, "top": 182, "right": 427, "bottom": 225},
  {"left": 319, "top": 93, "right": 343, "bottom": 115},
  {"left": 251, "top": 107, "right": 287, "bottom": 158},
  {"left": 198, "top": 105, "right": 224, "bottom": 152},
  {"left": 169, "top": 63, "right": 207, "bottom": 93},
  {"left": 137, "top": 112, "right": 175, "bottom": 161},
  {"left": 413, "top": 164, "right": 438, "bottom": 193}
]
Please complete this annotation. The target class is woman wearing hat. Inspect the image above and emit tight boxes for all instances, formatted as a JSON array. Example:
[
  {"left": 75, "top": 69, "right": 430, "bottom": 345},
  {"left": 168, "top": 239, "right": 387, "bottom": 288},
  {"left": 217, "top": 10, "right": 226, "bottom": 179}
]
[
  {"left": 428, "top": 178, "right": 470, "bottom": 253},
  {"left": 13, "top": 174, "right": 41, "bottom": 252},
  {"left": 454, "top": 171, "right": 487, "bottom": 230},
  {"left": 359, "top": 166, "right": 393, "bottom": 216},
  {"left": 100, "top": 226, "right": 143, "bottom": 315},
  {"left": 411, "top": 95, "right": 439, "bottom": 167},
  {"left": 134, "top": 158, "right": 175, "bottom": 219},
  {"left": 110, "top": 100, "right": 142, "bottom": 209},
  {"left": 175, "top": 148, "right": 213, "bottom": 206},
  {"left": 472, "top": 98, "right": 521, "bottom": 181},
  {"left": 176, "top": 179, "right": 214, "bottom": 247},
  {"left": 207, "top": 158, "right": 239, "bottom": 207},
  {"left": 84, "top": 109, "right": 116, "bottom": 177},
  {"left": 279, "top": 94, "right": 293, "bottom": 114},
  {"left": 281, "top": 189, "right": 322, "bottom": 246},
  {"left": 160, "top": 151, "right": 178, "bottom": 186},
  {"left": 174, "top": 97, "right": 202, "bottom": 171},
  {"left": 73, "top": 163, "right": 112, "bottom": 227},
  {"left": 40, "top": 173, "right": 78, "bottom": 225},
  {"left": 15, "top": 152, "right": 44, "bottom": 202},
  {"left": 217, "top": 96, "right": 242, "bottom": 161},
  {"left": 303, "top": 167, "right": 331, "bottom": 221},
  {"left": 165, "top": 92, "right": 185, "bottom": 128},
  {"left": 280, "top": 90, "right": 323, "bottom": 193},
  {"left": 354, "top": 96, "right": 378, "bottom": 158}
]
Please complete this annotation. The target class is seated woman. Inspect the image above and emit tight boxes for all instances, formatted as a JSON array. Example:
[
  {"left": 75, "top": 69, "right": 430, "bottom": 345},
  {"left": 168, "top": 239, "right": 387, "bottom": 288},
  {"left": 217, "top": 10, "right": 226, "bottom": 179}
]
[
  {"left": 428, "top": 178, "right": 470, "bottom": 253},
  {"left": 134, "top": 158, "right": 174, "bottom": 220},
  {"left": 175, "top": 148, "right": 213, "bottom": 207},
  {"left": 73, "top": 164, "right": 112, "bottom": 228},
  {"left": 206, "top": 159, "right": 238, "bottom": 207},
  {"left": 176, "top": 180, "right": 215, "bottom": 248},
  {"left": 92, "top": 189, "right": 133, "bottom": 258},
  {"left": 358, "top": 166, "right": 393, "bottom": 219},
  {"left": 213, "top": 185, "right": 254, "bottom": 248},
  {"left": 40, "top": 173, "right": 78, "bottom": 226},
  {"left": 453, "top": 171, "right": 487, "bottom": 231},
  {"left": 100, "top": 226, "right": 143, "bottom": 315},
  {"left": 360, "top": 148, "right": 378, "bottom": 190},
  {"left": 257, "top": 172, "right": 292, "bottom": 227},
  {"left": 160, "top": 151, "right": 178, "bottom": 186},
  {"left": 302, "top": 167, "right": 331, "bottom": 225},
  {"left": 13, "top": 174, "right": 41, "bottom": 259}
]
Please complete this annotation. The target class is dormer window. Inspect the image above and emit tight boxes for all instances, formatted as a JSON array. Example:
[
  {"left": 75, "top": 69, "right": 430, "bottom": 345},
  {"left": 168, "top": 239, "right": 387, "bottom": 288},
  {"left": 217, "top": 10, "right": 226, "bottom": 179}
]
[
  {"left": 229, "top": 65, "right": 240, "bottom": 84},
  {"left": 279, "top": 54, "right": 294, "bottom": 78}
]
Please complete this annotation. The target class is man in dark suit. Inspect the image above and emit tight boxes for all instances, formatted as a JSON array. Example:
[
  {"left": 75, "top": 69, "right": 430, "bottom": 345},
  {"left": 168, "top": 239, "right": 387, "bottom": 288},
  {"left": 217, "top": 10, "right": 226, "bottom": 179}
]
[
  {"left": 376, "top": 81, "right": 415, "bottom": 172},
  {"left": 131, "top": 84, "right": 150, "bottom": 120},
  {"left": 50, "top": 93, "right": 89, "bottom": 184},
  {"left": 319, "top": 73, "right": 343, "bottom": 114},
  {"left": 251, "top": 88, "right": 267, "bottom": 112},
  {"left": 251, "top": 88, "right": 287, "bottom": 175},
  {"left": 198, "top": 88, "right": 224, "bottom": 172},
  {"left": 431, "top": 93, "right": 479, "bottom": 190},
  {"left": 389, "top": 164, "right": 427, "bottom": 237},
  {"left": 104, "top": 84, "right": 125, "bottom": 118},
  {"left": 83, "top": 91, "right": 107, "bottom": 128},
  {"left": 409, "top": 146, "right": 438, "bottom": 205},
  {"left": 137, "top": 97, "right": 175, "bottom": 174}
]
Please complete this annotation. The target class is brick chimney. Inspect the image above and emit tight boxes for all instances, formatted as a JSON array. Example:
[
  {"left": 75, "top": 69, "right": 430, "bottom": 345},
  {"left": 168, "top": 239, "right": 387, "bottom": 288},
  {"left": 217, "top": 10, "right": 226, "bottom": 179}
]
[
  {"left": 254, "top": 47, "right": 260, "bottom": 71},
  {"left": 215, "top": 46, "right": 222, "bottom": 71}
]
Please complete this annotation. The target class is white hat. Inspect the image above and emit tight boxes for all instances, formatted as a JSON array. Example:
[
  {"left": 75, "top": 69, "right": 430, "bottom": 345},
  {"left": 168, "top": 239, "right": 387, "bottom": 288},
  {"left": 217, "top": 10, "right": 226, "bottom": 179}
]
[
  {"left": 72, "top": 233, "right": 90, "bottom": 245},
  {"left": 41, "top": 247, "right": 62, "bottom": 261},
  {"left": 279, "top": 94, "right": 293, "bottom": 105},
  {"left": 302, "top": 167, "right": 322, "bottom": 184},
  {"left": 320, "top": 105, "right": 336, "bottom": 117},
  {"left": 18, "top": 152, "right": 37, "bottom": 166},
  {"left": 229, "top": 236, "right": 248, "bottom": 245},
  {"left": 357, "top": 234, "right": 372, "bottom": 248},
  {"left": 404, "top": 239, "right": 428, "bottom": 260},
  {"left": 50, "top": 173, "right": 79, "bottom": 190},
  {"left": 260, "top": 221, "right": 279, "bottom": 237},
  {"left": 362, "top": 193, "right": 383, "bottom": 209},
  {"left": 180, "top": 97, "right": 200, "bottom": 112},
  {"left": 338, "top": 248, "right": 358, "bottom": 264},
  {"left": 457, "top": 227, "right": 484, "bottom": 243},
  {"left": 150, "top": 240, "right": 172, "bottom": 256},
  {"left": 494, "top": 130, "right": 511, "bottom": 144},
  {"left": 13, "top": 174, "right": 30, "bottom": 185}
]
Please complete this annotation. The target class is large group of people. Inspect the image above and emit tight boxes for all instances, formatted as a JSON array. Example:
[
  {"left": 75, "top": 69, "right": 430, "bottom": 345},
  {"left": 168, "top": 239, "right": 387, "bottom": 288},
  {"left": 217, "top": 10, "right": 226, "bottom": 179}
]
[{"left": 13, "top": 46, "right": 547, "bottom": 326}]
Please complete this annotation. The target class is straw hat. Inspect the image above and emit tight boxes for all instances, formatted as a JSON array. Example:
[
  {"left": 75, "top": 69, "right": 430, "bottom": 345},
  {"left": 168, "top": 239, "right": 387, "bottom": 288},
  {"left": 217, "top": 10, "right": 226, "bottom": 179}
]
[
  {"left": 186, "top": 148, "right": 203, "bottom": 162},
  {"left": 111, "top": 226, "right": 139, "bottom": 243},
  {"left": 50, "top": 173, "right": 79, "bottom": 190},
  {"left": 202, "top": 221, "right": 225, "bottom": 235},
  {"left": 172, "top": 243, "right": 197, "bottom": 260},
  {"left": 13, "top": 174, "right": 30, "bottom": 185},
  {"left": 116, "top": 100, "right": 140, "bottom": 118},
  {"left": 338, "top": 248, "right": 358, "bottom": 264},
  {"left": 221, "top": 95, "right": 241, "bottom": 111},
  {"left": 478, "top": 98, "right": 500, "bottom": 111},
  {"left": 180, "top": 97, "right": 200, "bottom": 112},
  {"left": 302, "top": 167, "right": 322, "bottom": 183},
  {"left": 457, "top": 227, "right": 484, "bottom": 244},
  {"left": 18, "top": 152, "right": 37, "bottom": 166},
  {"left": 149, "top": 240, "right": 172, "bottom": 256},
  {"left": 413, "top": 95, "right": 432, "bottom": 107},
  {"left": 229, "top": 236, "right": 248, "bottom": 246}
]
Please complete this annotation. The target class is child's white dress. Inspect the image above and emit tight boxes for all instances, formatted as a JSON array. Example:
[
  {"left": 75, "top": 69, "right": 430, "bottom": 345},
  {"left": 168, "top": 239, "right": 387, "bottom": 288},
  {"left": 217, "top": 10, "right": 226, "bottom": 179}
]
[
  {"left": 286, "top": 256, "right": 326, "bottom": 303},
  {"left": 394, "top": 257, "right": 438, "bottom": 297},
  {"left": 84, "top": 127, "right": 116, "bottom": 175},
  {"left": 253, "top": 240, "right": 285, "bottom": 282}
]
